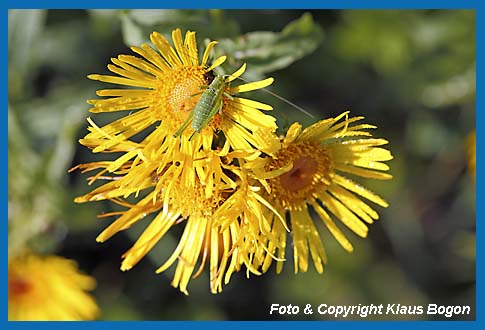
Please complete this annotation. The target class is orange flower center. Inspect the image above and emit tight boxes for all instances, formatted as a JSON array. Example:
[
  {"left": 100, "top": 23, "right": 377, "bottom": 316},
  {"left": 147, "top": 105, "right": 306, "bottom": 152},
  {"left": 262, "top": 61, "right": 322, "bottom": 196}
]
[
  {"left": 156, "top": 66, "right": 223, "bottom": 135},
  {"left": 280, "top": 156, "right": 319, "bottom": 192},
  {"left": 266, "top": 141, "right": 333, "bottom": 209},
  {"left": 8, "top": 273, "right": 32, "bottom": 299}
]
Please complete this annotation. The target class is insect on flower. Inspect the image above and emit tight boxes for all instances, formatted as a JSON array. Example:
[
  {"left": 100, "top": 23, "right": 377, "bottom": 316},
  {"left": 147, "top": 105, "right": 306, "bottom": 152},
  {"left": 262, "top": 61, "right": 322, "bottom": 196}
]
[
  {"left": 173, "top": 53, "right": 314, "bottom": 141},
  {"left": 173, "top": 72, "right": 235, "bottom": 141}
]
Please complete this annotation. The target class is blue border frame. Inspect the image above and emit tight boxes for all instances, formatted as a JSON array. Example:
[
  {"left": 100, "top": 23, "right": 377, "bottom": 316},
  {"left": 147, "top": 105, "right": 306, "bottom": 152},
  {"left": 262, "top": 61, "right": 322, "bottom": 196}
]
[
  {"left": 5, "top": 0, "right": 481, "bottom": 328},
  {"left": 2, "top": 1, "right": 480, "bottom": 10}
]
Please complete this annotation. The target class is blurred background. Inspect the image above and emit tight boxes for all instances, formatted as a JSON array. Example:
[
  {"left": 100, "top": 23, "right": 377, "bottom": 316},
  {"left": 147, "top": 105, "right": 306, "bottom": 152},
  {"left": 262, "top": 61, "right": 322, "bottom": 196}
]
[{"left": 8, "top": 9, "right": 475, "bottom": 320}]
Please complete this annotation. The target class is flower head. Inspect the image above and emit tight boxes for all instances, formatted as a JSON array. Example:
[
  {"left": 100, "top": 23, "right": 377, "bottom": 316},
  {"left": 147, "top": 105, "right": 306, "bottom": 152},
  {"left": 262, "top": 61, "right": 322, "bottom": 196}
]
[
  {"left": 8, "top": 252, "right": 99, "bottom": 320},
  {"left": 73, "top": 27, "right": 394, "bottom": 294},
  {"left": 82, "top": 29, "right": 276, "bottom": 162},
  {"left": 72, "top": 28, "right": 286, "bottom": 294},
  {"left": 75, "top": 156, "right": 282, "bottom": 294},
  {"left": 248, "top": 111, "right": 393, "bottom": 274}
]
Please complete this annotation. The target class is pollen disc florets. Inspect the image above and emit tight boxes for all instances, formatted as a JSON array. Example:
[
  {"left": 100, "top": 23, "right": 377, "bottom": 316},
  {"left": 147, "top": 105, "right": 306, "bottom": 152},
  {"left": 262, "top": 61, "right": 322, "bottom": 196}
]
[
  {"left": 266, "top": 141, "right": 332, "bottom": 209},
  {"left": 158, "top": 66, "right": 208, "bottom": 128}
]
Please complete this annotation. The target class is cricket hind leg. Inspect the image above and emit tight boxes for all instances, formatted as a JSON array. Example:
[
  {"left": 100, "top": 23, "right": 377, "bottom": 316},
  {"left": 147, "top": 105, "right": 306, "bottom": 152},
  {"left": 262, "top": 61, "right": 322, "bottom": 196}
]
[
  {"left": 173, "top": 110, "right": 195, "bottom": 138},
  {"left": 223, "top": 91, "right": 233, "bottom": 100},
  {"left": 188, "top": 131, "right": 199, "bottom": 141}
]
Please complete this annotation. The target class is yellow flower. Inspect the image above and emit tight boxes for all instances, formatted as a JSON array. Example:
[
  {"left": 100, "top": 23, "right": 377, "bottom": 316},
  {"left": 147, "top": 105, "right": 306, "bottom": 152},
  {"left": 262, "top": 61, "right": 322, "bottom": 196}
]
[
  {"left": 8, "top": 252, "right": 99, "bottom": 320},
  {"left": 248, "top": 111, "right": 393, "bottom": 274},
  {"left": 74, "top": 155, "right": 282, "bottom": 294},
  {"left": 82, "top": 28, "right": 276, "bottom": 175},
  {"left": 72, "top": 28, "right": 287, "bottom": 294}
]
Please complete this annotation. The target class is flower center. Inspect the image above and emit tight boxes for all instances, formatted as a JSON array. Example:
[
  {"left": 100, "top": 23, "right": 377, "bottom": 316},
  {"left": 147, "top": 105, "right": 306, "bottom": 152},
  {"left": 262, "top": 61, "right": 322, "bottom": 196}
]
[
  {"left": 266, "top": 142, "right": 333, "bottom": 209},
  {"left": 164, "top": 174, "right": 227, "bottom": 219},
  {"left": 279, "top": 156, "right": 319, "bottom": 192},
  {"left": 168, "top": 74, "right": 202, "bottom": 115},
  {"left": 8, "top": 273, "right": 32, "bottom": 298},
  {"left": 156, "top": 66, "right": 210, "bottom": 131}
]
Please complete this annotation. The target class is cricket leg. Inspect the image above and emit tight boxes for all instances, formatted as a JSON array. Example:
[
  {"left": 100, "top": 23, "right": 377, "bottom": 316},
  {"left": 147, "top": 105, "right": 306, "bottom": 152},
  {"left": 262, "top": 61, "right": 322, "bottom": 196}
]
[
  {"left": 188, "top": 131, "right": 199, "bottom": 141},
  {"left": 173, "top": 110, "right": 195, "bottom": 138}
]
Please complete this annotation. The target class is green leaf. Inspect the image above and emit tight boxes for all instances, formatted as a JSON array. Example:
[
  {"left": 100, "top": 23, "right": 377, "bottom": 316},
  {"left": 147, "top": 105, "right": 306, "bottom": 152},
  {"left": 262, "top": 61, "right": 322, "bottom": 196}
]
[
  {"left": 128, "top": 9, "right": 204, "bottom": 27},
  {"left": 8, "top": 10, "right": 47, "bottom": 97},
  {"left": 120, "top": 11, "right": 148, "bottom": 46},
  {"left": 214, "top": 12, "right": 324, "bottom": 76},
  {"left": 120, "top": 10, "right": 240, "bottom": 49},
  {"left": 87, "top": 10, "right": 121, "bottom": 39},
  {"left": 120, "top": 10, "right": 210, "bottom": 46},
  {"left": 8, "top": 9, "right": 46, "bottom": 67}
]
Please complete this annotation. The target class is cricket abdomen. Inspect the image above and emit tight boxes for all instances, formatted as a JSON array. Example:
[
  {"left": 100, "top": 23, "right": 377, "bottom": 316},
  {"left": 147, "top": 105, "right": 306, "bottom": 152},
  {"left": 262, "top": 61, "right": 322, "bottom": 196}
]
[{"left": 191, "top": 76, "right": 226, "bottom": 133}]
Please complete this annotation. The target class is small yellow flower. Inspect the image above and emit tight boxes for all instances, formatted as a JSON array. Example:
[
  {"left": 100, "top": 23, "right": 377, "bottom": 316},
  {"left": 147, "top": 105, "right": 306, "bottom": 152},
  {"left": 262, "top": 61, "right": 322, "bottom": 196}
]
[
  {"left": 248, "top": 111, "right": 393, "bottom": 274},
  {"left": 8, "top": 252, "right": 99, "bottom": 320}
]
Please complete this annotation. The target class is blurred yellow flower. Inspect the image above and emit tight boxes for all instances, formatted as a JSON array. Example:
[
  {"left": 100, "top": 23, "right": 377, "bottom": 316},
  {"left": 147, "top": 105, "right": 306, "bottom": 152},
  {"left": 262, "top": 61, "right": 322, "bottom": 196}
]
[
  {"left": 8, "top": 252, "right": 99, "bottom": 320},
  {"left": 247, "top": 112, "right": 393, "bottom": 274}
]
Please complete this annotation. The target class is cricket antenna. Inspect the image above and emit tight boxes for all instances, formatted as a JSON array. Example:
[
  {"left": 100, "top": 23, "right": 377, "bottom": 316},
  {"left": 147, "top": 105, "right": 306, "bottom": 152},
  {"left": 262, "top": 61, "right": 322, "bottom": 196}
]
[
  {"left": 233, "top": 74, "right": 314, "bottom": 119},
  {"left": 188, "top": 51, "right": 314, "bottom": 118},
  {"left": 259, "top": 87, "right": 314, "bottom": 118}
]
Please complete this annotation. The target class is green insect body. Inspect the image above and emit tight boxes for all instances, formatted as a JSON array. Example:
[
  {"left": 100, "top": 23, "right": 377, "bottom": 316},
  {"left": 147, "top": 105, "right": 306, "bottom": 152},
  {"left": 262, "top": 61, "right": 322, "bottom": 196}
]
[{"left": 173, "top": 74, "right": 228, "bottom": 141}]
